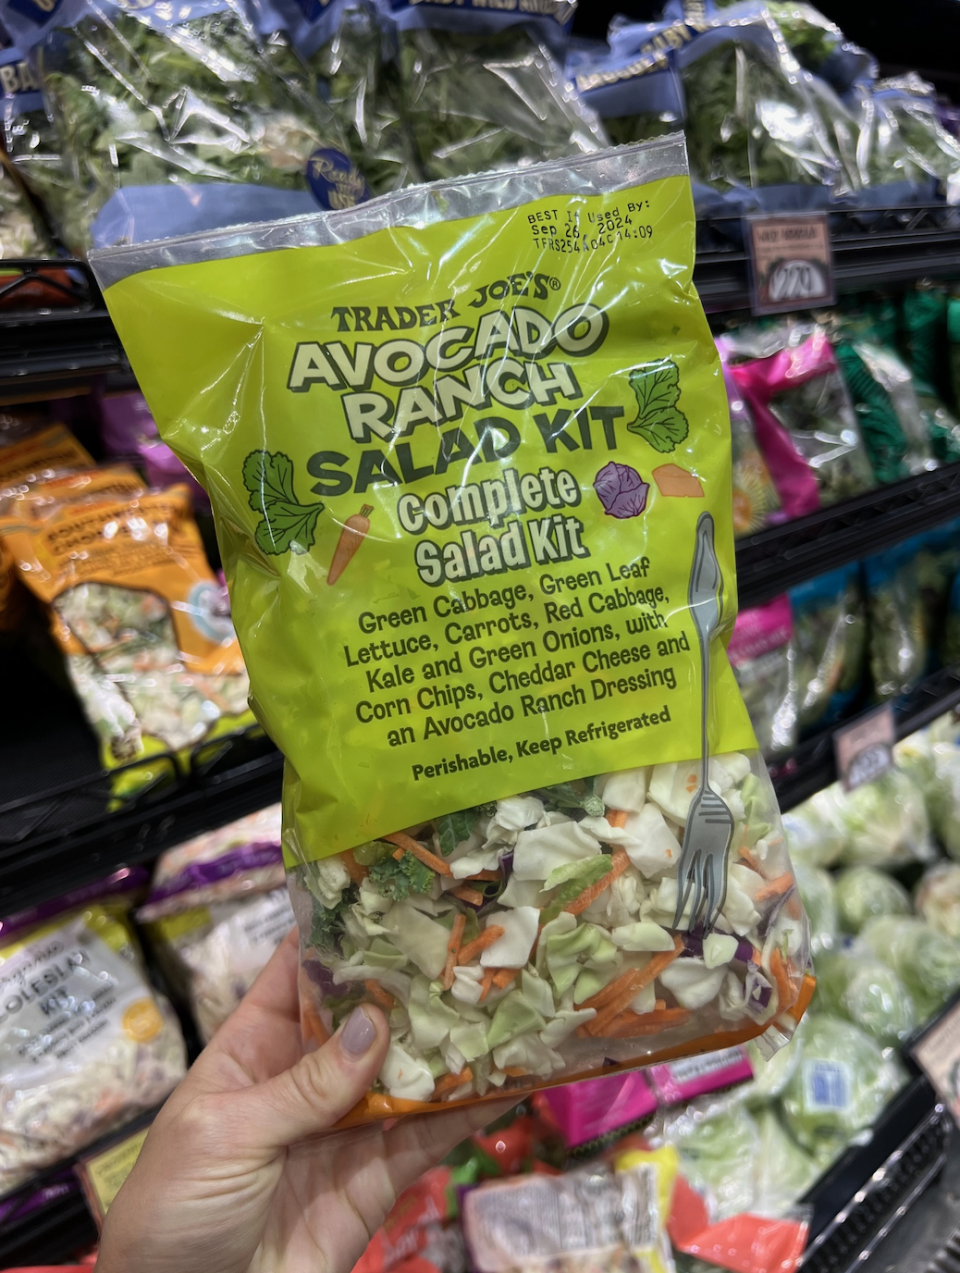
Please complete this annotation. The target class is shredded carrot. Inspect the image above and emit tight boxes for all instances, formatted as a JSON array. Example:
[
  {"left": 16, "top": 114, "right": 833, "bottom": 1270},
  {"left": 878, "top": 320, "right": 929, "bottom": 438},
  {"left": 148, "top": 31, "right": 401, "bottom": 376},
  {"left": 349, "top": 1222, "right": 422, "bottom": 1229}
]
[
  {"left": 587, "top": 938, "right": 683, "bottom": 1035},
  {"left": 738, "top": 845, "right": 760, "bottom": 870},
  {"left": 769, "top": 947, "right": 793, "bottom": 1011},
  {"left": 459, "top": 925, "right": 505, "bottom": 964},
  {"left": 492, "top": 968, "right": 518, "bottom": 989},
  {"left": 503, "top": 1066, "right": 528, "bottom": 1078},
  {"left": 579, "top": 967, "right": 644, "bottom": 1012},
  {"left": 565, "top": 848, "right": 630, "bottom": 915},
  {"left": 301, "top": 1000, "right": 329, "bottom": 1047},
  {"left": 364, "top": 980, "right": 395, "bottom": 1012},
  {"left": 434, "top": 1067, "right": 473, "bottom": 1096},
  {"left": 603, "top": 1007, "right": 692, "bottom": 1038},
  {"left": 754, "top": 872, "right": 794, "bottom": 904},
  {"left": 442, "top": 914, "right": 466, "bottom": 991},
  {"left": 468, "top": 869, "right": 501, "bottom": 881},
  {"left": 452, "top": 885, "right": 485, "bottom": 907},
  {"left": 479, "top": 969, "right": 496, "bottom": 1001},
  {"left": 342, "top": 852, "right": 368, "bottom": 885},
  {"left": 655, "top": 999, "right": 666, "bottom": 1011},
  {"left": 607, "top": 809, "right": 629, "bottom": 829},
  {"left": 383, "top": 831, "right": 452, "bottom": 877}
]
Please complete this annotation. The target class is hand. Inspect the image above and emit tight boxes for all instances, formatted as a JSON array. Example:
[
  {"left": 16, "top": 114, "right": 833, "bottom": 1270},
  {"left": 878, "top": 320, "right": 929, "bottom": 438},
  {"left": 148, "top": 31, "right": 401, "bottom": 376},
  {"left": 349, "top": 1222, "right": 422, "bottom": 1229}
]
[{"left": 97, "top": 929, "right": 515, "bottom": 1273}]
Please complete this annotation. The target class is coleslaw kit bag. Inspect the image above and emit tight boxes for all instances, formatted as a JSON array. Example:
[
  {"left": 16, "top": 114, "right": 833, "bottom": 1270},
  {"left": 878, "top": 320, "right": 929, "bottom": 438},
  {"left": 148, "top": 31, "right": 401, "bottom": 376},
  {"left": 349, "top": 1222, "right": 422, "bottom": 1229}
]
[{"left": 91, "top": 136, "right": 812, "bottom": 1124}]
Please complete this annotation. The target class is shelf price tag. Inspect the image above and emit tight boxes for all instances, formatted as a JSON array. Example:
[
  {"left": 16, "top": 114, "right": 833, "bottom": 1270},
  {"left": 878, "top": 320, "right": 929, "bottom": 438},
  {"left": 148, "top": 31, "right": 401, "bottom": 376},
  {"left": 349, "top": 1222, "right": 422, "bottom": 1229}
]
[
  {"left": 75, "top": 1124, "right": 150, "bottom": 1226},
  {"left": 746, "top": 212, "right": 835, "bottom": 315},
  {"left": 912, "top": 991, "right": 960, "bottom": 1127},
  {"left": 834, "top": 704, "right": 896, "bottom": 792}
]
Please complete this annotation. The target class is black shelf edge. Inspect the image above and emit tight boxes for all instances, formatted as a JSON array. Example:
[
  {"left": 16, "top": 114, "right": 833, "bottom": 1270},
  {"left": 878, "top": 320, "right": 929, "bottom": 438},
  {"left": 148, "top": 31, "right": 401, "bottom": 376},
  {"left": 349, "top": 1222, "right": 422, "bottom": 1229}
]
[
  {"left": 771, "top": 665, "right": 960, "bottom": 811},
  {"left": 736, "top": 463, "right": 960, "bottom": 611}
]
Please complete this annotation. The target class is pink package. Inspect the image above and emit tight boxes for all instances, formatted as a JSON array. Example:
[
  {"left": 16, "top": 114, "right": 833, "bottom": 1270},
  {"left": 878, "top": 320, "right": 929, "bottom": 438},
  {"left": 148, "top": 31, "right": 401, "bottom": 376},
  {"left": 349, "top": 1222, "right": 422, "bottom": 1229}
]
[
  {"left": 544, "top": 1072, "right": 657, "bottom": 1149},
  {"left": 646, "top": 1046, "right": 754, "bottom": 1105},
  {"left": 139, "top": 438, "right": 210, "bottom": 511},
  {"left": 99, "top": 389, "right": 158, "bottom": 457},
  {"left": 727, "top": 595, "right": 793, "bottom": 667}
]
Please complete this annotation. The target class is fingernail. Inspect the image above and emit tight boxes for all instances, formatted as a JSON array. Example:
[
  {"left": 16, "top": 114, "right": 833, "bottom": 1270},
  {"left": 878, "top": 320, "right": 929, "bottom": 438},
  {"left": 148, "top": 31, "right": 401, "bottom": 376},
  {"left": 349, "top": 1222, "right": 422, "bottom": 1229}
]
[{"left": 340, "top": 1007, "right": 376, "bottom": 1059}]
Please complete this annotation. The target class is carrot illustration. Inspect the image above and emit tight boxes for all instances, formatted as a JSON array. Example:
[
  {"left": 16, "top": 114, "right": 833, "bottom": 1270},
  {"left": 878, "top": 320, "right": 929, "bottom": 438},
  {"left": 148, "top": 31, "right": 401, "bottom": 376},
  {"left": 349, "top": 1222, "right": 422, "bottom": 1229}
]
[{"left": 327, "top": 504, "right": 373, "bottom": 585}]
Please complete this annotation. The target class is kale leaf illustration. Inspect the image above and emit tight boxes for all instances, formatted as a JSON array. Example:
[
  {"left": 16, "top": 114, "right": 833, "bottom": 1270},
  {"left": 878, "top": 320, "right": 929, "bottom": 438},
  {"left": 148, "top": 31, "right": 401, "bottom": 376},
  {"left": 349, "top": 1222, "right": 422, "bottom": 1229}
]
[
  {"left": 242, "top": 449, "right": 324, "bottom": 555},
  {"left": 627, "top": 359, "right": 690, "bottom": 453}
]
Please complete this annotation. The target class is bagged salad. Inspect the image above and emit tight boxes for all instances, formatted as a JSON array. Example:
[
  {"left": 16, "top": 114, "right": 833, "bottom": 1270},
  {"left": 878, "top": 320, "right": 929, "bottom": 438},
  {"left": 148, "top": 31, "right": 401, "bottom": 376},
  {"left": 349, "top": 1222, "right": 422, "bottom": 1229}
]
[
  {"left": 0, "top": 469, "right": 254, "bottom": 792},
  {"left": 863, "top": 536, "right": 927, "bottom": 699},
  {"left": 0, "top": 892, "right": 186, "bottom": 1197},
  {"left": 92, "top": 137, "right": 813, "bottom": 1121},
  {"left": 0, "top": 0, "right": 370, "bottom": 255},
  {"left": 390, "top": 1, "right": 605, "bottom": 185},
  {"left": 852, "top": 74, "right": 960, "bottom": 201},
  {"left": 726, "top": 595, "right": 797, "bottom": 760},
  {"left": 139, "top": 804, "right": 292, "bottom": 1041},
  {"left": 790, "top": 565, "right": 866, "bottom": 734},
  {"left": 721, "top": 360, "right": 781, "bottom": 537}
]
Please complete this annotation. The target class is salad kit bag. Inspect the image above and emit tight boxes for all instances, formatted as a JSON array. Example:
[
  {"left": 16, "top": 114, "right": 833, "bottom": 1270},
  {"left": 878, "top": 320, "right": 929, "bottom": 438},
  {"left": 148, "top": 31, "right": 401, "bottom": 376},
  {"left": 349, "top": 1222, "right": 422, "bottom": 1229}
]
[
  {"left": 92, "top": 137, "right": 813, "bottom": 1123},
  {"left": 789, "top": 564, "right": 866, "bottom": 734},
  {"left": 0, "top": 0, "right": 370, "bottom": 255}
]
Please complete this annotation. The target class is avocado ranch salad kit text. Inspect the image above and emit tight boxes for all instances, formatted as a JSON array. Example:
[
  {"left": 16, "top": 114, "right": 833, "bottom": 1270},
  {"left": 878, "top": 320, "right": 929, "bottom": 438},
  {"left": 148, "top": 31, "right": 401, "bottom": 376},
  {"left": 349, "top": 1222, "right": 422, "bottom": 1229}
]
[{"left": 91, "top": 137, "right": 813, "bottom": 1122}]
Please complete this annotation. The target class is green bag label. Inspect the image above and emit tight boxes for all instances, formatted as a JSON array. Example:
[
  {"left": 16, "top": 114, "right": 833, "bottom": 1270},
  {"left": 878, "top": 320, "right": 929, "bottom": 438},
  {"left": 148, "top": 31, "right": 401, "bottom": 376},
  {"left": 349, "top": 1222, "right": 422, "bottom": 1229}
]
[{"left": 97, "top": 142, "right": 755, "bottom": 863}]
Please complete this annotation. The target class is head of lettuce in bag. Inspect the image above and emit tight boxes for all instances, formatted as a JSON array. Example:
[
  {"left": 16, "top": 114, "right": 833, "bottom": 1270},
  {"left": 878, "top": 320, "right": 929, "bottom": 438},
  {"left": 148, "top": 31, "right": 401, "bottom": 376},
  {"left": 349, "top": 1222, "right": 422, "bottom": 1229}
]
[{"left": 92, "top": 137, "right": 813, "bottom": 1124}]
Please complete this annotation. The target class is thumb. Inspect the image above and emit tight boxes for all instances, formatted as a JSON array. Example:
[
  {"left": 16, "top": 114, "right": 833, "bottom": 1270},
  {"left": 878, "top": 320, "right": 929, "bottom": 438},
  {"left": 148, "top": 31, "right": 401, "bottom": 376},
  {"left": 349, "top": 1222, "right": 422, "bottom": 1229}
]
[{"left": 242, "top": 1005, "right": 390, "bottom": 1149}]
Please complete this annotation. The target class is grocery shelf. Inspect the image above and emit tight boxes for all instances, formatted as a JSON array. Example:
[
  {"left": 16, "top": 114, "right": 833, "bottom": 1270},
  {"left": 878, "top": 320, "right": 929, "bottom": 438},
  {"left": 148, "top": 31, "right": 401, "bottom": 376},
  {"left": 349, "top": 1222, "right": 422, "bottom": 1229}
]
[
  {"left": 771, "top": 664, "right": 960, "bottom": 811},
  {"left": 0, "top": 1174, "right": 95, "bottom": 1268},
  {"left": 736, "top": 463, "right": 960, "bottom": 611}
]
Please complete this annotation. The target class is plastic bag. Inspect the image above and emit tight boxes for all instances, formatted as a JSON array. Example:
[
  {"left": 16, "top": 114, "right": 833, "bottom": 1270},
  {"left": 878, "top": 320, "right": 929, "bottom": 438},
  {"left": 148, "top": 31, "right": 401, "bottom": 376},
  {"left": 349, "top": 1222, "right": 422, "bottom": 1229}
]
[
  {"left": 0, "top": 0, "right": 369, "bottom": 255},
  {"left": 0, "top": 45, "right": 52, "bottom": 257},
  {"left": 814, "top": 949, "right": 917, "bottom": 1045},
  {"left": 0, "top": 902, "right": 186, "bottom": 1197},
  {"left": 92, "top": 137, "right": 813, "bottom": 1122},
  {"left": 834, "top": 338, "right": 937, "bottom": 482},
  {"left": 391, "top": 2, "right": 606, "bottom": 185},
  {"left": 0, "top": 471, "right": 254, "bottom": 791},
  {"left": 861, "top": 915, "right": 960, "bottom": 1021},
  {"left": 916, "top": 862, "right": 960, "bottom": 940},
  {"left": 781, "top": 1014, "right": 905, "bottom": 1166},
  {"left": 138, "top": 804, "right": 290, "bottom": 1041},
  {"left": 792, "top": 862, "right": 836, "bottom": 956},
  {"left": 730, "top": 326, "right": 875, "bottom": 509},
  {"left": 855, "top": 74, "right": 960, "bottom": 198},
  {"left": 789, "top": 564, "right": 866, "bottom": 735},
  {"left": 834, "top": 865, "right": 911, "bottom": 934},
  {"left": 722, "top": 361, "right": 781, "bottom": 537},
  {"left": 781, "top": 790, "right": 846, "bottom": 868},
  {"left": 820, "top": 769, "right": 935, "bottom": 868},
  {"left": 863, "top": 537, "right": 926, "bottom": 699},
  {"left": 727, "top": 596, "right": 797, "bottom": 760}
]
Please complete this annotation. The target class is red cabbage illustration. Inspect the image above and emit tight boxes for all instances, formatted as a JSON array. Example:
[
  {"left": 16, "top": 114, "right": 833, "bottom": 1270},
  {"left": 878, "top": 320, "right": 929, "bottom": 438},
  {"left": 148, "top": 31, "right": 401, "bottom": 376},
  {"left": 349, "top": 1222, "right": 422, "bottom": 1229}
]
[{"left": 594, "top": 462, "right": 649, "bottom": 519}]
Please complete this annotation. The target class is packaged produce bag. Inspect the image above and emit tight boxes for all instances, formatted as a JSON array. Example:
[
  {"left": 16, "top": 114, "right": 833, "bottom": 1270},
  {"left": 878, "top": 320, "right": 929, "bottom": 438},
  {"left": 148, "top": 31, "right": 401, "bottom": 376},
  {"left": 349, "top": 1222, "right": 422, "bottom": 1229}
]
[
  {"left": 789, "top": 564, "right": 866, "bottom": 734},
  {"left": 722, "top": 362, "right": 781, "bottom": 537},
  {"left": 389, "top": 0, "right": 606, "bottom": 184},
  {"left": 863, "top": 536, "right": 927, "bottom": 699},
  {"left": 138, "top": 804, "right": 292, "bottom": 1041},
  {"left": 727, "top": 596, "right": 797, "bottom": 760},
  {"left": 852, "top": 73, "right": 960, "bottom": 201},
  {"left": 0, "top": 0, "right": 370, "bottom": 255},
  {"left": 0, "top": 471, "right": 254, "bottom": 791},
  {"left": 92, "top": 137, "right": 812, "bottom": 1122},
  {"left": 0, "top": 900, "right": 186, "bottom": 1198}
]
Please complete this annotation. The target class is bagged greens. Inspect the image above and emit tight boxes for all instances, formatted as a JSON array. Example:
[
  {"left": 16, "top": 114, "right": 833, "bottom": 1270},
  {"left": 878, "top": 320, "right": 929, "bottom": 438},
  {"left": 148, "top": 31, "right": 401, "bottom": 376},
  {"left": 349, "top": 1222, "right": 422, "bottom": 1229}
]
[
  {"left": 743, "top": 1014, "right": 806, "bottom": 1106},
  {"left": 834, "top": 866, "right": 912, "bottom": 934},
  {"left": 864, "top": 537, "right": 927, "bottom": 699},
  {"left": 897, "top": 732, "right": 960, "bottom": 859},
  {"left": 727, "top": 596, "right": 797, "bottom": 760},
  {"left": 92, "top": 138, "right": 812, "bottom": 1122},
  {"left": 781, "top": 790, "right": 847, "bottom": 868},
  {"left": 861, "top": 915, "right": 960, "bottom": 1020},
  {"left": 792, "top": 861, "right": 836, "bottom": 956},
  {"left": 391, "top": 2, "right": 605, "bottom": 185},
  {"left": 781, "top": 1014, "right": 905, "bottom": 1165},
  {"left": 789, "top": 565, "right": 866, "bottom": 734},
  {"left": 916, "top": 862, "right": 960, "bottom": 941},
  {"left": 814, "top": 949, "right": 917, "bottom": 1045},
  {"left": 0, "top": 0, "right": 369, "bottom": 255},
  {"left": 722, "top": 360, "right": 781, "bottom": 537},
  {"left": 0, "top": 45, "right": 53, "bottom": 257},
  {"left": 853, "top": 75, "right": 960, "bottom": 198},
  {"left": 825, "top": 768, "right": 934, "bottom": 868}
]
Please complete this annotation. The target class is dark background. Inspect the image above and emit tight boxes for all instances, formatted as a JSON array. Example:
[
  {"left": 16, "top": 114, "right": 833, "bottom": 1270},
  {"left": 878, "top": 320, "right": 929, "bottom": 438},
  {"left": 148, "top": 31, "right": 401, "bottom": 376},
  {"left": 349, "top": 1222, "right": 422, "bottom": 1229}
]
[{"left": 571, "top": 2, "right": 960, "bottom": 97}]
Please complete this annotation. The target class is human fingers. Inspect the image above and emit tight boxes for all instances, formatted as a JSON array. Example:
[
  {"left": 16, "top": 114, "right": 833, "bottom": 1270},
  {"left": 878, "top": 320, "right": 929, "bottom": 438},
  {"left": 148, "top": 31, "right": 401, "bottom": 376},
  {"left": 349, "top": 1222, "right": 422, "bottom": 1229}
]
[
  {"left": 231, "top": 1003, "right": 390, "bottom": 1150},
  {"left": 382, "top": 1098, "right": 520, "bottom": 1196}
]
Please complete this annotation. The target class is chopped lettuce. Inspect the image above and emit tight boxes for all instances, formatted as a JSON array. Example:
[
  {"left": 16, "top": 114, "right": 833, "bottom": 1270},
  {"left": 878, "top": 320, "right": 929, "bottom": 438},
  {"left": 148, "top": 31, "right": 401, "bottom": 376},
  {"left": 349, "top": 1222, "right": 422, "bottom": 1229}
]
[{"left": 834, "top": 866, "right": 912, "bottom": 934}]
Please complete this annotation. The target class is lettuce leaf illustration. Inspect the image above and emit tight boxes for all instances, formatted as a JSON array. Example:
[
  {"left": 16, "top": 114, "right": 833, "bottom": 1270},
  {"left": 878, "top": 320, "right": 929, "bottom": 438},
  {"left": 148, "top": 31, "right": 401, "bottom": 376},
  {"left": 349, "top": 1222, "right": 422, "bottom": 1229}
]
[
  {"left": 242, "top": 449, "right": 324, "bottom": 555},
  {"left": 594, "top": 461, "right": 649, "bottom": 518},
  {"left": 627, "top": 359, "right": 690, "bottom": 453}
]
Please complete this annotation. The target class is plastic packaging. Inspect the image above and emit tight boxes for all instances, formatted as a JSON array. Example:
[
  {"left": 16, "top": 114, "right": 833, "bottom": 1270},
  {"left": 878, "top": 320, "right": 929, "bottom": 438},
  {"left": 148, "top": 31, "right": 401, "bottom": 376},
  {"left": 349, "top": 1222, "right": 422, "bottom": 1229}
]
[
  {"left": 814, "top": 949, "right": 917, "bottom": 1045},
  {"left": 0, "top": 473, "right": 254, "bottom": 791},
  {"left": 792, "top": 862, "right": 836, "bottom": 956},
  {"left": 821, "top": 769, "right": 935, "bottom": 868},
  {"left": 0, "top": 45, "right": 52, "bottom": 257},
  {"left": 854, "top": 74, "right": 960, "bottom": 199},
  {"left": 789, "top": 565, "right": 866, "bottom": 734},
  {"left": 781, "top": 1014, "right": 905, "bottom": 1166},
  {"left": 727, "top": 596, "right": 797, "bottom": 760},
  {"left": 0, "top": 0, "right": 369, "bottom": 255},
  {"left": 92, "top": 137, "right": 813, "bottom": 1123},
  {"left": 139, "top": 805, "right": 290, "bottom": 1041},
  {"left": 0, "top": 902, "right": 186, "bottom": 1198},
  {"left": 729, "top": 326, "right": 875, "bottom": 511},
  {"left": 722, "top": 362, "right": 781, "bottom": 537},
  {"left": 863, "top": 537, "right": 927, "bottom": 699},
  {"left": 834, "top": 865, "right": 911, "bottom": 934},
  {"left": 390, "top": 2, "right": 606, "bottom": 185},
  {"left": 861, "top": 915, "right": 960, "bottom": 1021},
  {"left": 781, "top": 791, "right": 847, "bottom": 869},
  {"left": 915, "top": 861, "right": 960, "bottom": 940}
]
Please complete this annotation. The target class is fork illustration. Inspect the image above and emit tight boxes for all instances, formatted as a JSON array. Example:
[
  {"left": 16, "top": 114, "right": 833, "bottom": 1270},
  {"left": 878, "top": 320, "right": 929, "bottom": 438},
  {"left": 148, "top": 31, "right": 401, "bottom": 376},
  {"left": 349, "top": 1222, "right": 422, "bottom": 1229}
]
[{"left": 673, "top": 512, "right": 735, "bottom": 936}]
